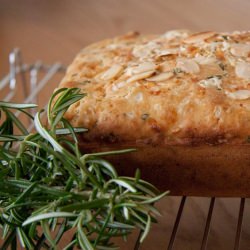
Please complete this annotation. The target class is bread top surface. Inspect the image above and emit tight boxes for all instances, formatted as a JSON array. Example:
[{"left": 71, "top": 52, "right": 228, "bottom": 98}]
[{"left": 59, "top": 30, "right": 250, "bottom": 145}]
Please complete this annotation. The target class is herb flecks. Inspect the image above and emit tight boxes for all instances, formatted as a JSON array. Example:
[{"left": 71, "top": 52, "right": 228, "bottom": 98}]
[
  {"left": 247, "top": 136, "right": 250, "bottom": 143},
  {"left": 141, "top": 113, "right": 149, "bottom": 120},
  {"left": 221, "top": 35, "right": 229, "bottom": 40},
  {"left": 207, "top": 75, "right": 223, "bottom": 80},
  {"left": 219, "top": 62, "right": 226, "bottom": 71},
  {"left": 173, "top": 67, "right": 184, "bottom": 74}
]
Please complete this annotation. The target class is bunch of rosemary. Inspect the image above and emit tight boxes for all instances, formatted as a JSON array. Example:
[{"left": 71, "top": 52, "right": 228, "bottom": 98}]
[{"left": 0, "top": 88, "right": 168, "bottom": 249}]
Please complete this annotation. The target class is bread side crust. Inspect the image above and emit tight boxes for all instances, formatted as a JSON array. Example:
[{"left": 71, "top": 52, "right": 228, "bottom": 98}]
[{"left": 80, "top": 142, "right": 250, "bottom": 197}]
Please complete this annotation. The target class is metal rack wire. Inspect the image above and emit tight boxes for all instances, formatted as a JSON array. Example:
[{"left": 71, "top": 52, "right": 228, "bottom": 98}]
[{"left": 0, "top": 49, "right": 249, "bottom": 250}]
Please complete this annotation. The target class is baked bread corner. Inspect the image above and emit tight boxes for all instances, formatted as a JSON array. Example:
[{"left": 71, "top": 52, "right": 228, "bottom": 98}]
[{"left": 58, "top": 30, "right": 250, "bottom": 196}]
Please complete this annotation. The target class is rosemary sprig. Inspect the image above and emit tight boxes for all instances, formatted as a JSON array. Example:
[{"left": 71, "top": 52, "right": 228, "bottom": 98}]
[{"left": 0, "top": 88, "right": 168, "bottom": 249}]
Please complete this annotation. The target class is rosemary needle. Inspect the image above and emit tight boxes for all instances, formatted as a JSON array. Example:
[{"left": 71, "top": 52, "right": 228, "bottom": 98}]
[{"left": 0, "top": 88, "right": 168, "bottom": 249}]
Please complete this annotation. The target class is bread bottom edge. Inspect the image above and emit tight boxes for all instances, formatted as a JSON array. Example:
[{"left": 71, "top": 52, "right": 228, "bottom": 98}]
[{"left": 80, "top": 143, "right": 250, "bottom": 197}]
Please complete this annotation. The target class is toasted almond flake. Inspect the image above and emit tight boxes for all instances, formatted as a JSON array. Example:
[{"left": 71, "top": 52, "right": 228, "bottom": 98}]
[
  {"left": 230, "top": 43, "right": 250, "bottom": 57},
  {"left": 127, "top": 70, "right": 155, "bottom": 83},
  {"left": 156, "top": 48, "right": 179, "bottom": 56},
  {"left": 146, "top": 41, "right": 161, "bottom": 50},
  {"left": 121, "top": 31, "right": 140, "bottom": 39},
  {"left": 235, "top": 61, "right": 250, "bottom": 79},
  {"left": 227, "top": 55, "right": 237, "bottom": 66},
  {"left": 199, "top": 77, "right": 222, "bottom": 89},
  {"left": 111, "top": 81, "right": 126, "bottom": 91},
  {"left": 132, "top": 46, "right": 150, "bottom": 58},
  {"left": 194, "top": 55, "right": 217, "bottom": 65},
  {"left": 132, "top": 41, "right": 160, "bottom": 58},
  {"left": 176, "top": 58, "right": 200, "bottom": 74},
  {"left": 159, "top": 61, "right": 176, "bottom": 72},
  {"left": 226, "top": 90, "right": 250, "bottom": 100},
  {"left": 125, "top": 67, "right": 134, "bottom": 76},
  {"left": 116, "top": 81, "right": 126, "bottom": 88},
  {"left": 132, "top": 62, "right": 157, "bottom": 74},
  {"left": 232, "top": 30, "right": 250, "bottom": 35},
  {"left": 100, "top": 65, "right": 123, "bottom": 80},
  {"left": 112, "top": 84, "right": 118, "bottom": 92},
  {"left": 107, "top": 44, "right": 122, "bottom": 50},
  {"left": 150, "top": 86, "right": 160, "bottom": 92},
  {"left": 183, "top": 31, "right": 216, "bottom": 44},
  {"left": 199, "top": 64, "right": 224, "bottom": 79},
  {"left": 163, "top": 30, "right": 190, "bottom": 39},
  {"left": 147, "top": 71, "right": 174, "bottom": 81}
]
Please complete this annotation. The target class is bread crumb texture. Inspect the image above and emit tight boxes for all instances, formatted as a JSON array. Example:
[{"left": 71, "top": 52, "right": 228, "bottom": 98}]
[{"left": 59, "top": 30, "right": 250, "bottom": 145}]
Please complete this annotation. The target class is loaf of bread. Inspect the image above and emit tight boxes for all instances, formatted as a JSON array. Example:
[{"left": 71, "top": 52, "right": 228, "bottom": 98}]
[{"left": 59, "top": 30, "right": 250, "bottom": 197}]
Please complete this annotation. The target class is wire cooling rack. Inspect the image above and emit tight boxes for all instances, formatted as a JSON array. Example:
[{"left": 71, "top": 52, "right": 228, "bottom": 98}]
[{"left": 1, "top": 49, "right": 250, "bottom": 250}]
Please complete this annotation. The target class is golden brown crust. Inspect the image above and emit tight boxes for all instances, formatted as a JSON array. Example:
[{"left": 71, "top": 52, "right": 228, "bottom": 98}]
[{"left": 59, "top": 30, "right": 250, "bottom": 146}]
